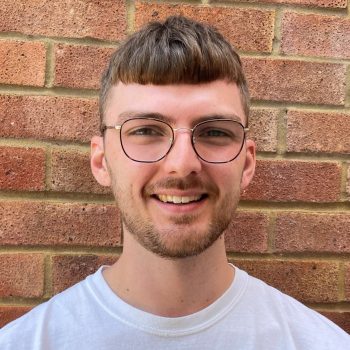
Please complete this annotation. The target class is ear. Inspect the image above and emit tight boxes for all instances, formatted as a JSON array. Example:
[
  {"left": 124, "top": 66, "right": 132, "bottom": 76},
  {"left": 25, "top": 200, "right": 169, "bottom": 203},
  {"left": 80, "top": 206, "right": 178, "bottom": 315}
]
[
  {"left": 91, "top": 135, "right": 111, "bottom": 187},
  {"left": 240, "top": 139, "right": 256, "bottom": 190}
]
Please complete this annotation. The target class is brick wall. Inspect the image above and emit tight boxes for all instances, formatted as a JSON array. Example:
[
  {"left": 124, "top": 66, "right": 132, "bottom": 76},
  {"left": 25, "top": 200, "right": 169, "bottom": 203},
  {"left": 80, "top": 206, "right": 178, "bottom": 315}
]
[{"left": 0, "top": 0, "right": 349, "bottom": 333}]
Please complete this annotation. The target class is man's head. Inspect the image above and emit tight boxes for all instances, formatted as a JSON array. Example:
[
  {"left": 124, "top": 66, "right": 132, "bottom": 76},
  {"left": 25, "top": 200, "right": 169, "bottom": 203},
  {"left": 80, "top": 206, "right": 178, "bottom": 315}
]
[
  {"left": 92, "top": 16, "right": 256, "bottom": 259},
  {"left": 99, "top": 16, "right": 250, "bottom": 130}
]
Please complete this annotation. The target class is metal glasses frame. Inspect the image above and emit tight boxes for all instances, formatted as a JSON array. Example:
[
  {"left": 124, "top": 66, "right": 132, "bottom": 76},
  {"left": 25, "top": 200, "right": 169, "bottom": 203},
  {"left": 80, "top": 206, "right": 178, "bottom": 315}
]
[{"left": 101, "top": 117, "right": 250, "bottom": 164}]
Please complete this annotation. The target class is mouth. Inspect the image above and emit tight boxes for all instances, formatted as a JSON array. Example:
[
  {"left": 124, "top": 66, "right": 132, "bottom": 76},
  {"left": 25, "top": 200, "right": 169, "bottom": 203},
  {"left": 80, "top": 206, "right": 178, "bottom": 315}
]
[{"left": 152, "top": 193, "right": 208, "bottom": 204}]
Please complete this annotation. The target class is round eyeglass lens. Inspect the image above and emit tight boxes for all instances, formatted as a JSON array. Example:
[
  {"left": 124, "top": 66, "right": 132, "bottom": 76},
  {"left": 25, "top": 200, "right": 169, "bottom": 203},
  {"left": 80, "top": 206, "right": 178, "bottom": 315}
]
[
  {"left": 193, "top": 120, "right": 245, "bottom": 163},
  {"left": 120, "top": 118, "right": 173, "bottom": 162}
]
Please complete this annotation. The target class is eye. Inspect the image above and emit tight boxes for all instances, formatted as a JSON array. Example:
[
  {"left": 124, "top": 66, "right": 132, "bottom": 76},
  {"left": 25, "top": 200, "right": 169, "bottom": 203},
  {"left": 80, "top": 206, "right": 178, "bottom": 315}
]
[
  {"left": 201, "top": 129, "right": 231, "bottom": 137},
  {"left": 198, "top": 127, "right": 233, "bottom": 139},
  {"left": 130, "top": 127, "right": 162, "bottom": 136},
  {"left": 127, "top": 125, "right": 167, "bottom": 137}
]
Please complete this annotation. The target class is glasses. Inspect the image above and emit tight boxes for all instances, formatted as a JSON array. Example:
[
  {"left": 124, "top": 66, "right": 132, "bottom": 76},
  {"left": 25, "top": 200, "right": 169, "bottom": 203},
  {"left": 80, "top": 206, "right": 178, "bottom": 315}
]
[{"left": 102, "top": 118, "right": 249, "bottom": 164}]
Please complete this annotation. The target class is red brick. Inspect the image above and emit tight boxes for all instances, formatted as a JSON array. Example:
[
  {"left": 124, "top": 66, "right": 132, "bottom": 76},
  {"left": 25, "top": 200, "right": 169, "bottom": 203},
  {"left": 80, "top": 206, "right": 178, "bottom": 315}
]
[
  {"left": 1, "top": 0, "right": 126, "bottom": 41},
  {"left": 0, "top": 40, "right": 46, "bottom": 86},
  {"left": 345, "top": 263, "right": 350, "bottom": 300},
  {"left": 135, "top": 2, "right": 274, "bottom": 53},
  {"left": 0, "top": 146, "right": 45, "bottom": 191},
  {"left": 243, "top": 57, "right": 346, "bottom": 106},
  {"left": 224, "top": 211, "right": 269, "bottom": 253},
  {"left": 0, "top": 306, "right": 32, "bottom": 328},
  {"left": 0, "top": 254, "right": 44, "bottom": 298},
  {"left": 54, "top": 44, "right": 115, "bottom": 90},
  {"left": 50, "top": 149, "right": 110, "bottom": 194},
  {"left": 0, "top": 95, "right": 99, "bottom": 143},
  {"left": 211, "top": 0, "right": 346, "bottom": 9},
  {"left": 281, "top": 12, "right": 350, "bottom": 59},
  {"left": 0, "top": 202, "right": 121, "bottom": 247},
  {"left": 244, "top": 160, "right": 341, "bottom": 202},
  {"left": 233, "top": 259, "right": 339, "bottom": 303},
  {"left": 275, "top": 212, "right": 350, "bottom": 253},
  {"left": 52, "top": 255, "right": 118, "bottom": 294},
  {"left": 248, "top": 108, "right": 278, "bottom": 152},
  {"left": 320, "top": 312, "right": 350, "bottom": 334},
  {"left": 287, "top": 111, "right": 350, "bottom": 154}
]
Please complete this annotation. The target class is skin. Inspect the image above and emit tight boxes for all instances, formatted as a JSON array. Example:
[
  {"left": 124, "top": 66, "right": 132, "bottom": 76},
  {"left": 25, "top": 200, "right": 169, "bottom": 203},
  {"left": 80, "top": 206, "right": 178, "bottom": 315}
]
[{"left": 91, "top": 80, "right": 256, "bottom": 317}]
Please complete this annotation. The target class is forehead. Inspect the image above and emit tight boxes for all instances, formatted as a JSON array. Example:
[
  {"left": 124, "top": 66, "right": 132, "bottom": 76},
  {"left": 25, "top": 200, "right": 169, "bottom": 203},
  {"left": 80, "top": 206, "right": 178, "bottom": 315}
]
[{"left": 105, "top": 80, "right": 246, "bottom": 125}]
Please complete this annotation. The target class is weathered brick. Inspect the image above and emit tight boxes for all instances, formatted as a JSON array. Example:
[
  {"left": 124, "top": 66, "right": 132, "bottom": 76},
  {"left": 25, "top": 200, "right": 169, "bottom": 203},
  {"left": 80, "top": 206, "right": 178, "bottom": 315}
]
[
  {"left": 0, "top": 95, "right": 99, "bottom": 143},
  {"left": 321, "top": 312, "right": 350, "bottom": 334},
  {"left": 135, "top": 2, "right": 274, "bottom": 53},
  {"left": 0, "top": 254, "right": 44, "bottom": 298},
  {"left": 52, "top": 255, "right": 118, "bottom": 294},
  {"left": 224, "top": 211, "right": 269, "bottom": 253},
  {"left": 53, "top": 44, "right": 115, "bottom": 90},
  {"left": 281, "top": 12, "right": 350, "bottom": 59},
  {"left": 244, "top": 160, "right": 341, "bottom": 202},
  {"left": 50, "top": 149, "right": 110, "bottom": 194},
  {"left": 233, "top": 259, "right": 339, "bottom": 303},
  {"left": 0, "top": 202, "right": 121, "bottom": 247},
  {"left": 243, "top": 57, "right": 346, "bottom": 106},
  {"left": 275, "top": 212, "right": 350, "bottom": 253},
  {"left": 0, "top": 40, "right": 46, "bottom": 86},
  {"left": 345, "top": 263, "right": 350, "bottom": 300},
  {"left": 0, "top": 306, "right": 32, "bottom": 328},
  {"left": 0, "top": 147, "right": 46, "bottom": 191},
  {"left": 248, "top": 108, "right": 278, "bottom": 152},
  {"left": 1, "top": 0, "right": 126, "bottom": 41},
  {"left": 287, "top": 111, "right": 350, "bottom": 154},
  {"left": 211, "top": 0, "right": 346, "bottom": 9}
]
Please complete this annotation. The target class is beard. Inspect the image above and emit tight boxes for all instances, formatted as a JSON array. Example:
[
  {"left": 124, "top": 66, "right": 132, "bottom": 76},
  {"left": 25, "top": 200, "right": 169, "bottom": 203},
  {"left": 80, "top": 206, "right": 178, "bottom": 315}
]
[{"left": 111, "top": 174, "right": 241, "bottom": 259}]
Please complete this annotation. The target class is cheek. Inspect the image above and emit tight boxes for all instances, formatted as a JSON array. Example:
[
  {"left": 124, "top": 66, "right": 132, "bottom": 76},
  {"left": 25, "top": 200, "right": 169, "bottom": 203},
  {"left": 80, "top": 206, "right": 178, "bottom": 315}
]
[
  {"left": 206, "top": 165, "right": 242, "bottom": 189},
  {"left": 114, "top": 161, "right": 156, "bottom": 196}
]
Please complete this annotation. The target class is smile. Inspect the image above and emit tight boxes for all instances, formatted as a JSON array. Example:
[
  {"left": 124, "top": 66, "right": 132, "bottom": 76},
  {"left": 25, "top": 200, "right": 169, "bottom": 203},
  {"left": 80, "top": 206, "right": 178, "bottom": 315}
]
[{"left": 155, "top": 194, "right": 206, "bottom": 204}]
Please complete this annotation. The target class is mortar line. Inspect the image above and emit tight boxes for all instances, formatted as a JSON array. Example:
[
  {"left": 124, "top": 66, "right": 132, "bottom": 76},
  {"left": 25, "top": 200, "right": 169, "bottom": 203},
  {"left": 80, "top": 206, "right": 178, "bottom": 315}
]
[
  {"left": 45, "top": 145, "right": 53, "bottom": 192},
  {"left": 0, "top": 33, "right": 119, "bottom": 47},
  {"left": 345, "top": 64, "right": 350, "bottom": 108},
  {"left": 276, "top": 107, "right": 288, "bottom": 156},
  {"left": 126, "top": 0, "right": 136, "bottom": 34},
  {"left": 271, "top": 6, "right": 282, "bottom": 55},
  {"left": 44, "top": 40, "right": 54, "bottom": 88},
  {"left": 338, "top": 261, "right": 346, "bottom": 302},
  {"left": 267, "top": 211, "right": 276, "bottom": 254},
  {"left": 1, "top": 192, "right": 350, "bottom": 210},
  {"left": 206, "top": 1, "right": 347, "bottom": 16},
  {"left": 1, "top": 248, "right": 349, "bottom": 260},
  {"left": 340, "top": 162, "right": 350, "bottom": 201},
  {"left": 43, "top": 254, "right": 53, "bottom": 298}
]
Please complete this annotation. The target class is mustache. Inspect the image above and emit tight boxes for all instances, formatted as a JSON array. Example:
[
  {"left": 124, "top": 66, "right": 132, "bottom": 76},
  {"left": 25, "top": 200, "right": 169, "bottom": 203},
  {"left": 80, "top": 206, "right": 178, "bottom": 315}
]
[{"left": 144, "top": 177, "right": 218, "bottom": 195}]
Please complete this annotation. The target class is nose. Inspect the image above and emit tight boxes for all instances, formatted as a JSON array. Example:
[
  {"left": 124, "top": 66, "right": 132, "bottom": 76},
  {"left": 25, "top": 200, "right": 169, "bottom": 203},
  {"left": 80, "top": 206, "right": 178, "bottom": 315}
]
[{"left": 161, "top": 129, "right": 202, "bottom": 177}]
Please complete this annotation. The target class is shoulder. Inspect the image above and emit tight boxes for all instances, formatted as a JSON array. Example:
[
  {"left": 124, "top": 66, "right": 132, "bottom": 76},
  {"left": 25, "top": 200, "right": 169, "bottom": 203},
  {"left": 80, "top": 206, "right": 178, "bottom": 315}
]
[
  {"left": 237, "top": 268, "right": 350, "bottom": 349},
  {"left": 0, "top": 268, "right": 101, "bottom": 350}
]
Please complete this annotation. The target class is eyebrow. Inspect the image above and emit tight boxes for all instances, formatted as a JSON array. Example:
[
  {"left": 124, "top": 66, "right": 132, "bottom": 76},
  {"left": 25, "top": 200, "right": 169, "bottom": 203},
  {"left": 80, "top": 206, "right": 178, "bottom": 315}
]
[
  {"left": 117, "top": 111, "right": 243, "bottom": 125},
  {"left": 117, "top": 111, "right": 173, "bottom": 124}
]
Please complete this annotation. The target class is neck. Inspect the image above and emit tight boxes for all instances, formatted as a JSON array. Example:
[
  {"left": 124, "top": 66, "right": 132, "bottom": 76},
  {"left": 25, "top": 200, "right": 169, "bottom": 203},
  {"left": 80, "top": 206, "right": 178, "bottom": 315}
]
[{"left": 103, "top": 232, "right": 233, "bottom": 317}]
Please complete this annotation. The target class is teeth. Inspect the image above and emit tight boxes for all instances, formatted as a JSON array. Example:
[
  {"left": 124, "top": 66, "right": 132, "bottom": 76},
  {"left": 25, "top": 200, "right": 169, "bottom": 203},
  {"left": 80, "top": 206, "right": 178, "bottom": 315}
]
[{"left": 157, "top": 194, "right": 202, "bottom": 204}]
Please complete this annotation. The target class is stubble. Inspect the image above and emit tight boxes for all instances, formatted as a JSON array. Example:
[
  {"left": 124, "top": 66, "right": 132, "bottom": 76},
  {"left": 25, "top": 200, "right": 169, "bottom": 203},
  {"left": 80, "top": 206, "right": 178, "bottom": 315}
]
[{"left": 111, "top": 174, "right": 241, "bottom": 259}]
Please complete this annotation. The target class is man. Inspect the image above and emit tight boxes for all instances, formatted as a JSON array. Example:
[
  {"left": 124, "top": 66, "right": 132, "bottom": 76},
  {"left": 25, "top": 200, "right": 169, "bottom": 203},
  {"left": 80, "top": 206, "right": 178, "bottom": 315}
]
[{"left": 0, "top": 16, "right": 349, "bottom": 349}]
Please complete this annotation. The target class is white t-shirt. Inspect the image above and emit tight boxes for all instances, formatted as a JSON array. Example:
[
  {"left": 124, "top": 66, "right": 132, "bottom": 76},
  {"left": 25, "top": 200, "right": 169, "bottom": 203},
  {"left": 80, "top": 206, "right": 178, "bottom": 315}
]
[{"left": 0, "top": 266, "right": 349, "bottom": 349}]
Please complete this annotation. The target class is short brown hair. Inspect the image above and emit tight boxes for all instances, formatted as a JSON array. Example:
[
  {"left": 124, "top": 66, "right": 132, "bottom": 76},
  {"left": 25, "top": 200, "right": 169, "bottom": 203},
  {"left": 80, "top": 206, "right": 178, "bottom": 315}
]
[{"left": 99, "top": 16, "right": 250, "bottom": 130}]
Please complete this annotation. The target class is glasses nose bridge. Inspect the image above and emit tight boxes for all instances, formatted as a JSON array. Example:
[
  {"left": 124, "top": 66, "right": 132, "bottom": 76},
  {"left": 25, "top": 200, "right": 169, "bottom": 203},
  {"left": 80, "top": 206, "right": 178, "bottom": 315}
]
[
  {"left": 172, "top": 126, "right": 194, "bottom": 136},
  {"left": 170, "top": 126, "right": 195, "bottom": 146},
  {"left": 168, "top": 126, "right": 196, "bottom": 154}
]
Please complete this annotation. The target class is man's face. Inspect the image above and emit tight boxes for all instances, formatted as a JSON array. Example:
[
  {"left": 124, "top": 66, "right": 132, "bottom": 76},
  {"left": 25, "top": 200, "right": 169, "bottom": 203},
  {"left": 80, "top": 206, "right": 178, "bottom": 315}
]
[{"left": 91, "top": 80, "right": 256, "bottom": 259}]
